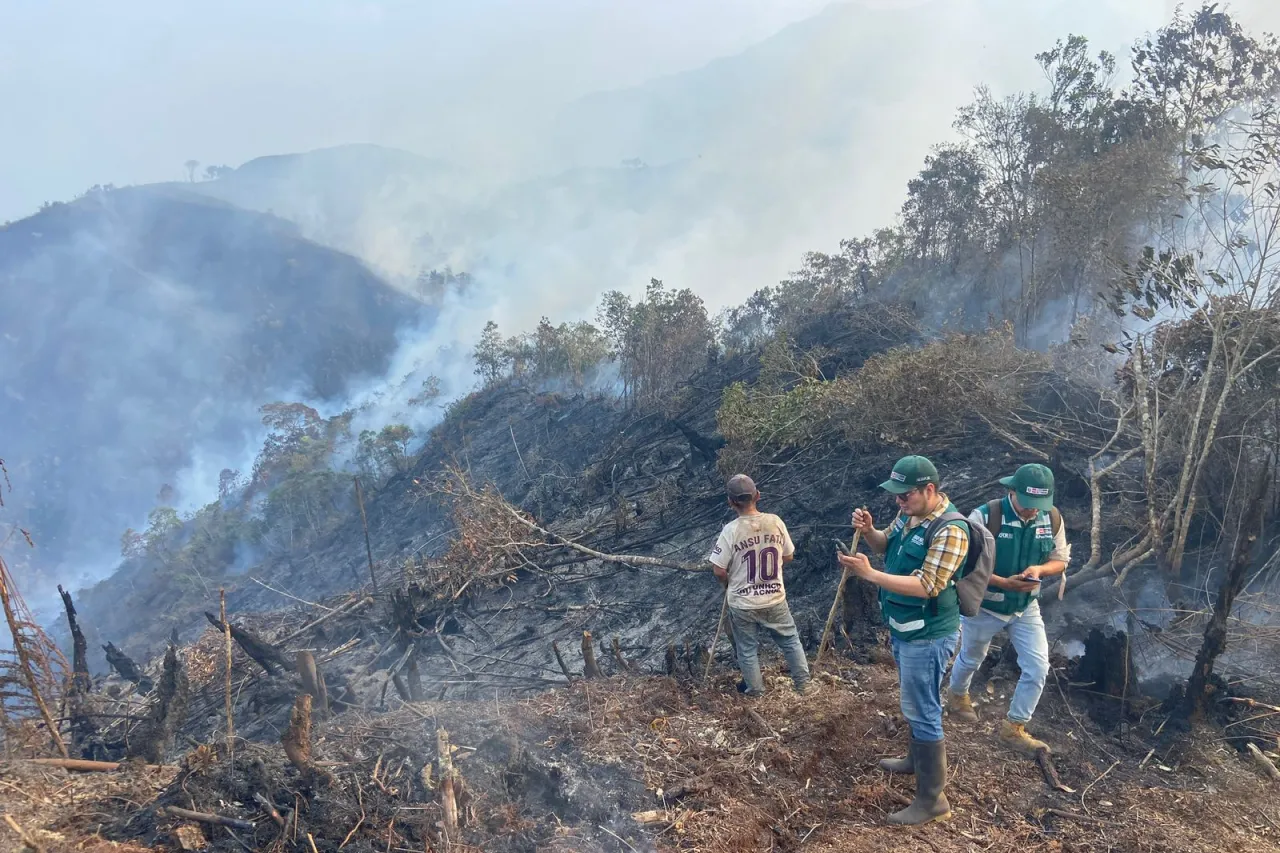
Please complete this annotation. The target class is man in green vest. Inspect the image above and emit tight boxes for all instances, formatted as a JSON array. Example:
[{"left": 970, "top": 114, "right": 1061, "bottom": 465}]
[
  {"left": 945, "top": 463, "right": 1070, "bottom": 755},
  {"left": 840, "top": 455, "right": 969, "bottom": 826}
]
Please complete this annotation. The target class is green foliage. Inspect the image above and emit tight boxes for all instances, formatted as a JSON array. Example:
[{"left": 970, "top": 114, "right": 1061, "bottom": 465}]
[
  {"left": 716, "top": 325, "right": 1051, "bottom": 474},
  {"left": 597, "top": 278, "right": 714, "bottom": 409},
  {"left": 719, "top": 235, "right": 902, "bottom": 353},
  {"left": 474, "top": 317, "right": 610, "bottom": 389}
]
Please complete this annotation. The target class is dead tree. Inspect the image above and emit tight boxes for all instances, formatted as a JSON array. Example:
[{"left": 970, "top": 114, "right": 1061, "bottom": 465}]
[
  {"left": 203, "top": 611, "right": 295, "bottom": 675},
  {"left": 128, "top": 645, "right": 188, "bottom": 764},
  {"left": 58, "top": 586, "right": 93, "bottom": 748},
  {"left": 1182, "top": 459, "right": 1272, "bottom": 721},
  {"left": 0, "top": 555, "right": 68, "bottom": 757},
  {"left": 103, "top": 642, "right": 153, "bottom": 693}
]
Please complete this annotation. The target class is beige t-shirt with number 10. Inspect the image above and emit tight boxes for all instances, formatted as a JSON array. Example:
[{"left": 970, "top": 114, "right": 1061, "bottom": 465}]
[{"left": 708, "top": 512, "right": 795, "bottom": 610}]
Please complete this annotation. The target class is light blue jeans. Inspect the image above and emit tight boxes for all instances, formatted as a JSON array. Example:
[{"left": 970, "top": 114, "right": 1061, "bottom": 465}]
[
  {"left": 891, "top": 632, "right": 959, "bottom": 743},
  {"left": 728, "top": 602, "right": 810, "bottom": 695},
  {"left": 947, "top": 601, "right": 1050, "bottom": 724}
]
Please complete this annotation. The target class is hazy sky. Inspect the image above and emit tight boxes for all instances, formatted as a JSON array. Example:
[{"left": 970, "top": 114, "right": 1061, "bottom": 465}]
[{"left": 3, "top": 0, "right": 1279, "bottom": 223}]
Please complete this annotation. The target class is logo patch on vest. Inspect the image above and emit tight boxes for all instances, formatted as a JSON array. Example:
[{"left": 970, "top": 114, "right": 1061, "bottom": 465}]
[
  {"left": 1035, "top": 526, "right": 1052, "bottom": 539},
  {"left": 910, "top": 534, "right": 925, "bottom": 546},
  {"left": 998, "top": 531, "right": 1014, "bottom": 539}
]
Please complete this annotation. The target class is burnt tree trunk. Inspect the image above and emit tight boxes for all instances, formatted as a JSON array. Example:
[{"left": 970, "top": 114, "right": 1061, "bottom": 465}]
[
  {"left": 1182, "top": 460, "right": 1272, "bottom": 721},
  {"left": 103, "top": 642, "right": 153, "bottom": 693},
  {"left": 58, "top": 585, "right": 93, "bottom": 749},
  {"left": 203, "top": 611, "right": 295, "bottom": 675},
  {"left": 128, "top": 645, "right": 188, "bottom": 763}
]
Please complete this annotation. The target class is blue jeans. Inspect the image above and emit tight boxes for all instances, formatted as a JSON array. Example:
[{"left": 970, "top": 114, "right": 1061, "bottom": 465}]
[
  {"left": 891, "top": 632, "right": 959, "bottom": 742},
  {"left": 728, "top": 602, "right": 810, "bottom": 695},
  {"left": 948, "top": 601, "right": 1050, "bottom": 724}
]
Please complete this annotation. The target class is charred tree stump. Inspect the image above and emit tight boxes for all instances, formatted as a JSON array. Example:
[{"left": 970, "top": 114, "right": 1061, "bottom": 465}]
[
  {"left": 102, "top": 642, "right": 153, "bottom": 693},
  {"left": 296, "top": 652, "right": 328, "bottom": 717},
  {"left": 203, "top": 611, "right": 295, "bottom": 675},
  {"left": 664, "top": 643, "right": 678, "bottom": 676},
  {"left": 128, "top": 645, "right": 189, "bottom": 764},
  {"left": 282, "top": 693, "right": 334, "bottom": 787},
  {"left": 1076, "top": 628, "right": 1137, "bottom": 723},
  {"left": 437, "top": 727, "right": 462, "bottom": 847},
  {"left": 1183, "top": 461, "right": 1272, "bottom": 721},
  {"left": 581, "top": 632, "right": 604, "bottom": 679}
]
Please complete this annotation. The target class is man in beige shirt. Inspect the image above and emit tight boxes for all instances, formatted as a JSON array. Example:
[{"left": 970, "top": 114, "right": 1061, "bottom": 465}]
[{"left": 708, "top": 474, "right": 813, "bottom": 696}]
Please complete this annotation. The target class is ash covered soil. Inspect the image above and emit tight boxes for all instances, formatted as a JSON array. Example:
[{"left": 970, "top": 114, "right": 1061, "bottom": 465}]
[
  {"left": 15, "top": 305, "right": 1278, "bottom": 851},
  {"left": 5, "top": 628, "right": 1280, "bottom": 853}
]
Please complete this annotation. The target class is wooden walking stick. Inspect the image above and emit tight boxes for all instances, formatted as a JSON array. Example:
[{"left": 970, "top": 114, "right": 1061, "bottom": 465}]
[
  {"left": 816, "top": 508, "right": 866, "bottom": 666},
  {"left": 703, "top": 584, "right": 730, "bottom": 682}
]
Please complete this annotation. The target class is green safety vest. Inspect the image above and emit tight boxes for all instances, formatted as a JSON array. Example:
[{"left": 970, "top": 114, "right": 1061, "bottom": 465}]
[
  {"left": 979, "top": 496, "right": 1057, "bottom": 615},
  {"left": 879, "top": 503, "right": 963, "bottom": 641}
]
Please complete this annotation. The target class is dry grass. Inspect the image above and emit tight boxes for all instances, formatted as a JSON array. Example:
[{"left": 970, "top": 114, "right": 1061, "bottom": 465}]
[{"left": 513, "top": 661, "right": 1280, "bottom": 853}]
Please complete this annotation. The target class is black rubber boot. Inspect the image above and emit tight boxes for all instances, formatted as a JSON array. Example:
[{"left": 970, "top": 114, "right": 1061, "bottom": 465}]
[
  {"left": 886, "top": 739, "right": 951, "bottom": 825},
  {"left": 878, "top": 746, "right": 914, "bottom": 774}
]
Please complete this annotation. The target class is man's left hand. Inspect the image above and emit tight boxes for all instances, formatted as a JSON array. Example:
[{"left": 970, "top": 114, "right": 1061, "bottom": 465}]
[{"left": 837, "top": 552, "right": 873, "bottom": 579}]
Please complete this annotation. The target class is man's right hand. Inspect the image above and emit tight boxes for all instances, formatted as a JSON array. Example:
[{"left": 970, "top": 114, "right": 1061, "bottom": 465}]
[
  {"left": 851, "top": 508, "right": 876, "bottom": 535},
  {"left": 991, "top": 574, "right": 1040, "bottom": 594}
]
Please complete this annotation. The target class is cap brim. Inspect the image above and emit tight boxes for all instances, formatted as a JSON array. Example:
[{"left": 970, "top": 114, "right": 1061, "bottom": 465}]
[
  {"left": 1020, "top": 493, "right": 1054, "bottom": 510},
  {"left": 999, "top": 475, "right": 1017, "bottom": 489},
  {"left": 879, "top": 479, "right": 912, "bottom": 494}
]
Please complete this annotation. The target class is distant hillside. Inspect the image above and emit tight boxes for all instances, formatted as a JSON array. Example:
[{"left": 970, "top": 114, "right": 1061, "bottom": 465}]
[
  {"left": 0, "top": 185, "right": 428, "bottom": 595},
  {"left": 174, "top": 1, "right": 1103, "bottom": 319}
]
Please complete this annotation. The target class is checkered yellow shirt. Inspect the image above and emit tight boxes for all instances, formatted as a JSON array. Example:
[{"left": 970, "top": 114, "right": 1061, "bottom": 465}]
[{"left": 894, "top": 494, "right": 970, "bottom": 597}]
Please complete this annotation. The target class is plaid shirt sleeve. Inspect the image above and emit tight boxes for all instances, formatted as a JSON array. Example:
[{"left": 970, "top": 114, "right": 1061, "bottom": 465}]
[{"left": 913, "top": 522, "right": 970, "bottom": 597}]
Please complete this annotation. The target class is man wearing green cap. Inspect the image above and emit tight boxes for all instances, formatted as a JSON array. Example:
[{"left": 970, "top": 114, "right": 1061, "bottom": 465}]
[
  {"left": 945, "top": 463, "right": 1070, "bottom": 755},
  {"left": 839, "top": 455, "right": 969, "bottom": 825}
]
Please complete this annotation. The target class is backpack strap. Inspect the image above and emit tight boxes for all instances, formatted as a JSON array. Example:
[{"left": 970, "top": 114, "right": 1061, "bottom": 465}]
[
  {"left": 985, "top": 498, "right": 1003, "bottom": 543},
  {"left": 1050, "top": 506, "right": 1062, "bottom": 536}
]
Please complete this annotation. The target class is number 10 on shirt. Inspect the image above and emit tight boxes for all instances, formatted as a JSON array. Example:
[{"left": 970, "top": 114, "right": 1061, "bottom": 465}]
[{"left": 743, "top": 546, "right": 781, "bottom": 583}]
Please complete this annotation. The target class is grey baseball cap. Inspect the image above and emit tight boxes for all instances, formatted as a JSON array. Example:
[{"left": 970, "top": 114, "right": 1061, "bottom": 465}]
[{"left": 726, "top": 474, "right": 758, "bottom": 499}]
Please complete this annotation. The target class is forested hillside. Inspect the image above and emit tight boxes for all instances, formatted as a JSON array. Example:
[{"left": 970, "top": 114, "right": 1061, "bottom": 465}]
[{"left": 0, "top": 186, "right": 428, "bottom": 599}]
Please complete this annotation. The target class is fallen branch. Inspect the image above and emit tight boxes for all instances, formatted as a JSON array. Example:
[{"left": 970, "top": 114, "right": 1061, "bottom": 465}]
[
  {"left": 1041, "top": 808, "right": 1116, "bottom": 825},
  {"left": 1036, "top": 747, "right": 1074, "bottom": 793},
  {"left": 204, "top": 611, "right": 295, "bottom": 675},
  {"left": 1247, "top": 742, "right": 1280, "bottom": 782},
  {"left": 552, "top": 641, "right": 576, "bottom": 682},
  {"left": 25, "top": 758, "right": 170, "bottom": 772},
  {"left": 253, "top": 793, "right": 286, "bottom": 829},
  {"left": 281, "top": 596, "right": 371, "bottom": 645},
  {"left": 610, "top": 637, "right": 635, "bottom": 674},
  {"left": 160, "top": 806, "right": 255, "bottom": 832},
  {"left": 1224, "top": 696, "right": 1280, "bottom": 714},
  {"left": 3, "top": 815, "right": 47, "bottom": 853}
]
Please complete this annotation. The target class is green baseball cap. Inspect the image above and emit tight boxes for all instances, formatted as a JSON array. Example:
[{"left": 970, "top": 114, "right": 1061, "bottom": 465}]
[
  {"left": 1000, "top": 463, "right": 1055, "bottom": 510},
  {"left": 879, "top": 455, "right": 939, "bottom": 494}
]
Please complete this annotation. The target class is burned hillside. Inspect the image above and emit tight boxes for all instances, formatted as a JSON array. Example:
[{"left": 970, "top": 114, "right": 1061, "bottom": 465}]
[{"left": 6, "top": 8, "right": 1280, "bottom": 852}]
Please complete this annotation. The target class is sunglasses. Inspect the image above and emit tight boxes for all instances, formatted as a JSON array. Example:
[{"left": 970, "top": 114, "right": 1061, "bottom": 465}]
[{"left": 894, "top": 488, "right": 922, "bottom": 503}]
